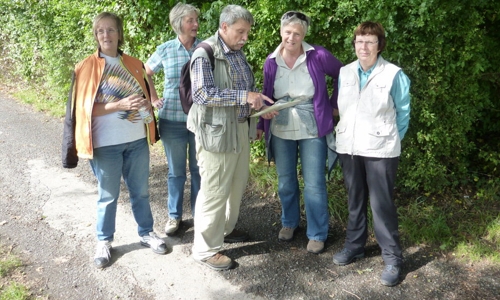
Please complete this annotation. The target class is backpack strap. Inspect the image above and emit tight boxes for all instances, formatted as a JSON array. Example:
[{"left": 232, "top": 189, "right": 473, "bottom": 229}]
[{"left": 196, "top": 42, "right": 215, "bottom": 70}]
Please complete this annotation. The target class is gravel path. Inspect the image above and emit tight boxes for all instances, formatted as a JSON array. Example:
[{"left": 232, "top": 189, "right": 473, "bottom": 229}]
[{"left": 0, "top": 91, "right": 498, "bottom": 299}]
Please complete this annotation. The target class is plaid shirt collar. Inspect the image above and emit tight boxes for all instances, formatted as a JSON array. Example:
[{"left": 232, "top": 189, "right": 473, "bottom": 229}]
[{"left": 217, "top": 34, "right": 241, "bottom": 55}]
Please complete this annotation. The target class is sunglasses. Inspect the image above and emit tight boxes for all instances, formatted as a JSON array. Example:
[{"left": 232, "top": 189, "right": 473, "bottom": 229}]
[{"left": 281, "top": 11, "right": 309, "bottom": 25}]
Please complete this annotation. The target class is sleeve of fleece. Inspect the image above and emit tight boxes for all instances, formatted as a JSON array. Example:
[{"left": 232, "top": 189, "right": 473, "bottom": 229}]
[
  {"left": 321, "top": 47, "right": 343, "bottom": 110},
  {"left": 61, "top": 72, "right": 79, "bottom": 168},
  {"left": 257, "top": 56, "right": 274, "bottom": 131}
]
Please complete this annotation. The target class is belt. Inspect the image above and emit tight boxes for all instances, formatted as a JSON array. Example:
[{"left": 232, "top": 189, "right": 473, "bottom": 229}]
[{"left": 238, "top": 118, "right": 248, "bottom": 123}]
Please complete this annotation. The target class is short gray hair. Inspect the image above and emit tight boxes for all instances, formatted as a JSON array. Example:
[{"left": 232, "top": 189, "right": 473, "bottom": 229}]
[
  {"left": 219, "top": 5, "right": 254, "bottom": 28},
  {"left": 280, "top": 11, "right": 310, "bottom": 34},
  {"left": 169, "top": 2, "right": 200, "bottom": 35}
]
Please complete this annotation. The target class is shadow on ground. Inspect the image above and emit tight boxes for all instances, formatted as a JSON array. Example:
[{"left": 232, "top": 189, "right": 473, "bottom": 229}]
[{"left": 140, "top": 149, "right": 500, "bottom": 299}]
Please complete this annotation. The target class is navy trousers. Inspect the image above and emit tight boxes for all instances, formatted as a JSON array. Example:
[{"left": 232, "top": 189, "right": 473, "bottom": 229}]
[{"left": 338, "top": 154, "right": 403, "bottom": 266}]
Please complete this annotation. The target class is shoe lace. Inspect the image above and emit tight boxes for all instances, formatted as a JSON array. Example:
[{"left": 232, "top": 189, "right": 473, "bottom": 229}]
[
  {"left": 145, "top": 232, "right": 165, "bottom": 248},
  {"left": 95, "top": 242, "right": 111, "bottom": 259},
  {"left": 212, "top": 253, "right": 224, "bottom": 261},
  {"left": 340, "top": 248, "right": 350, "bottom": 254},
  {"left": 384, "top": 265, "right": 399, "bottom": 273},
  {"left": 167, "top": 219, "right": 178, "bottom": 226}
]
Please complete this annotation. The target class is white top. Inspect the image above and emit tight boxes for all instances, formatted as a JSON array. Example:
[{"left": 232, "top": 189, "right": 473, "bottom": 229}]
[
  {"left": 92, "top": 53, "right": 146, "bottom": 148},
  {"left": 270, "top": 42, "right": 316, "bottom": 140}
]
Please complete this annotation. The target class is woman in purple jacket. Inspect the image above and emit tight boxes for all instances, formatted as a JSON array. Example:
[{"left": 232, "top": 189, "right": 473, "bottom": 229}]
[{"left": 256, "top": 11, "right": 342, "bottom": 254}]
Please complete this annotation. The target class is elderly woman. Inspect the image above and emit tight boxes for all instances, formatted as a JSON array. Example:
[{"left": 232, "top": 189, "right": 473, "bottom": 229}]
[
  {"left": 257, "top": 11, "right": 342, "bottom": 254},
  {"left": 145, "top": 2, "right": 201, "bottom": 236},
  {"left": 62, "top": 12, "right": 167, "bottom": 269},
  {"left": 332, "top": 21, "right": 411, "bottom": 287}
]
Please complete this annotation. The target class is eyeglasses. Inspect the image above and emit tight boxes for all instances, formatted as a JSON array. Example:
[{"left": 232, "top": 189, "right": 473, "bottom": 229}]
[
  {"left": 97, "top": 28, "right": 118, "bottom": 35},
  {"left": 281, "top": 11, "right": 309, "bottom": 25},
  {"left": 354, "top": 40, "right": 378, "bottom": 46}
]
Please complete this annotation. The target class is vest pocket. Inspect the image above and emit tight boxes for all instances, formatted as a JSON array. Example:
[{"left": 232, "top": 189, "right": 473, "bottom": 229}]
[
  {"left": 335, "top": 126, "right": 348, "bottom": 149},
  {"left": 364, "top": 123, "right": 393, "bottom": 150},
  {"left": 198, "top": 122, "right": 227, "bottom": 152}
]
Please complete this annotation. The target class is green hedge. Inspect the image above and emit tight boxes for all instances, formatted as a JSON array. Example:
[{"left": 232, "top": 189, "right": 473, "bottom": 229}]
[{"left": 1, "top": 0, "right": 499, "bottom": 196}]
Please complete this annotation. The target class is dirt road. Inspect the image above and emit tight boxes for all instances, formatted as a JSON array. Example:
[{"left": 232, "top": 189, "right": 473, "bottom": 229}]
[{"left": 0, "top": 92, "right": 498, "bottom": 299}]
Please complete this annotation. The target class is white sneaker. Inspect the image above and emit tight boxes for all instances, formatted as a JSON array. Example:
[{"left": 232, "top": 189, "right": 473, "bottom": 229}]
[
  {"left": 140, "top": 232, "right": 167, "bottom": 254},
  {"left": 164, "top": 218, "right": 181, "bottom": 235},
  {"left": 94, "top": 240, "right": 112, "bottom": 269}
]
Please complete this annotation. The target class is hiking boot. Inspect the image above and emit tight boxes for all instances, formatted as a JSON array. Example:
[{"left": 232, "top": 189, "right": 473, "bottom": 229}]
[
  {"left": 224, "top": 229, "right": 249, "bottom": 243},
  {"left": 165, "top": 218, "right": 181, "bottom": 235},
  {"left": 307, "top": 240, "right": 325, "bottom": 254},
  {"left": 94, "top": 240, "right": 112, "bottom": 269},
  {"left": 380, "top": 265, "right": 401, "bottom": 287},
  {"left": 332, "top": 247, "right": 365, "bottom": 266},
  {"left": 195, "top": 253, "right": 233, "bottom": 271},
  {"left": 278, "top": 227, "right": 297, "bottom": 242},
  {"left": 140, "top": 232, "right": 167, "bottom": 255}
]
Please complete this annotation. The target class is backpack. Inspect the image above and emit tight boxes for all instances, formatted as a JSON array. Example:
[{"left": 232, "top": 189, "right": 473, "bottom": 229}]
[{"left": 179, "top": 42, "right": 215, "bottom": 114}]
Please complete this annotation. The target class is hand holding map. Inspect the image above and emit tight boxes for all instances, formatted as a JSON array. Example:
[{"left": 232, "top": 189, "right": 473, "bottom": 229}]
[{"left": 251, "top": 96, "right": 309, "bottom": 118}]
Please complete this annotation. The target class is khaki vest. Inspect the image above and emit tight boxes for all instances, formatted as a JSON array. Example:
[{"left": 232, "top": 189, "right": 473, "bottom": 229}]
[{"left": 187, "top": 33, "right": 256, "bottom": 153}]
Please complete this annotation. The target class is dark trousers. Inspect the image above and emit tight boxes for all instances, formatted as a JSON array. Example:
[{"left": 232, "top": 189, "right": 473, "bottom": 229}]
[{"left": 338, "top": 154, "right": 403, "bottom": 265}]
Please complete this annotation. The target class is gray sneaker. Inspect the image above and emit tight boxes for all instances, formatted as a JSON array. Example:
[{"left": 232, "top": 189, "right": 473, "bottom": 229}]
[
  {"left": 380, "top": 265, "right": 402, "bottom": 287},
  {"left": 332, "top": 247, "right": 365, "bottom": 266},
  {"left": 165, "top": 218, "right": 181, "bottom": 235},
  {"left": 307, "top": 240, "right": 325, "bottom": 254},
  {"left": 140, "top": 232, "right": 167, "bottom": 254},
  {"left": 94, "top": 240, "right": 112, "bottom": 269},
  {"left": 278, "top": 227, "right": 297, "bottom": 241}
]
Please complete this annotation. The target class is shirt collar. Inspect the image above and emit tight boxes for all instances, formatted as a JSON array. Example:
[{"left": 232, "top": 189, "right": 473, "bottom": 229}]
[
  {"left": 173, "top": 37, "right": 183, "bottom": 50},
  {"left": 175, "top": 36, "right": 201, "bottom": 52},
  {"left": 218, "top": 35, "right": 240, "bottom": 55},
  {"left": 270, "top": 41, "right": 315, "bottom": 59},
  {"left": 357, "top": 56, "right": 380, "bottom": 76}
]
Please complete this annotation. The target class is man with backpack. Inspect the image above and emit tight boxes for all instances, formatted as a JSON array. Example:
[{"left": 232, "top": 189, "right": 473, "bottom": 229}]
[{"left": 186, "top": 4, "right": 274, "bottom": 271}]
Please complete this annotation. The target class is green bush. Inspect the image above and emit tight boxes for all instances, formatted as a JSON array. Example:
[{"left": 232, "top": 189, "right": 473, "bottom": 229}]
[{"left": 1, "top": 0, "right": 499, "bottom": 197}]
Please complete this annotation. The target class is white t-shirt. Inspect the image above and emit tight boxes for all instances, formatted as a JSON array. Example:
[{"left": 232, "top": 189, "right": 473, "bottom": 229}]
[{"left": 92, "top": 53, "right": 146, "bottom": 148}]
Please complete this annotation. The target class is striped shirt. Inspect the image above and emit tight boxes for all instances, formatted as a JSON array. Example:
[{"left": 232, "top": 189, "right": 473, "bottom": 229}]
[
  {"left": 191, "top": 36, "right": 255, "bottom": 118},
  {"left": 146, "top": 37, "right": 201, "bottom": 121}
]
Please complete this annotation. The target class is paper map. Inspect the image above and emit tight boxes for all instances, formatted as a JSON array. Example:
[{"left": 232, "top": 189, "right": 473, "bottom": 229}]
[{"left": 251, "top": 96, "right": 309, "bottom": 118}]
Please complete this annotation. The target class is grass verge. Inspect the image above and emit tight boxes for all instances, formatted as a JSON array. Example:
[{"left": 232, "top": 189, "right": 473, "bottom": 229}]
[
  {"left": 0, "top": 245, "right": 30, "bottom": 300},
  {"left": 249, "top": 159, "right": 500, "bottom": 263},
  {"left": 13, "top": 88, "right": 65, "bottom": 118}
]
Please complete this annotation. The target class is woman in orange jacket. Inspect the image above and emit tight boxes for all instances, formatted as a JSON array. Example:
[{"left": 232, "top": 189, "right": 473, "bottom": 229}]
[{"left": 62, "top": 12, "right": 166, "bottom": 269}]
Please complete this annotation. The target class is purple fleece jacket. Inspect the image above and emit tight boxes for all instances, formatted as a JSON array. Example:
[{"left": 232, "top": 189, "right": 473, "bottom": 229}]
[{"left": 257, "top": 45, "right": 343, "bottom": 152}]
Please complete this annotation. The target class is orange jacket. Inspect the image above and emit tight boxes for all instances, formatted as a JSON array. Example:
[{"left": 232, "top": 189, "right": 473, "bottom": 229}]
[{"left": 62, "top": 50, "right": 159, "bottom": 168}]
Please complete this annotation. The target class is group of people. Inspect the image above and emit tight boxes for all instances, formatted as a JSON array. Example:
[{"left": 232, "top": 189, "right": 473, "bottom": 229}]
[{"left": 62, "top": 3, "right": 410, "bottom": 288}]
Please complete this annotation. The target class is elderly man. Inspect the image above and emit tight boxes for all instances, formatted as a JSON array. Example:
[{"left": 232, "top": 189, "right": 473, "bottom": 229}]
[{"left": 187, "top": 5, "right": 273, "bottom": 270}]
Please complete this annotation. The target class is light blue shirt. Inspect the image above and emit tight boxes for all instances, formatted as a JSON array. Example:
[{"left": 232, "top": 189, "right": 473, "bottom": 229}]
[{"left": 146, "top": 37, "right": 201, "bottom": 121}]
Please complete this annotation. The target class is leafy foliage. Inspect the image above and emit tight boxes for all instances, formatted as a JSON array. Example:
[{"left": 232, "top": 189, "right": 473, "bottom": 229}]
[{"left": 0, "top": 0, "right": 498, "bottom": 198}]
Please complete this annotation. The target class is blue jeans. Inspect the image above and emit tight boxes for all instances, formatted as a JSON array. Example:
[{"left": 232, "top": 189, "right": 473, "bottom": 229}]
[
  {"left": 271, "top": 135, "right": 329, "bottom": 241},
  {"left": 159, "top": 118, "right": 200, "bottom": 220},
  {"left": 90, "top": 138, "right": 154, "bottom": 241}
]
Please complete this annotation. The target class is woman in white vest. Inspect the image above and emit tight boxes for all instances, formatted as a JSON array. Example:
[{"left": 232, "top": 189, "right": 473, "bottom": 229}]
[{"left": 332, "top": 21, "right": 411, "bottom": 287}]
